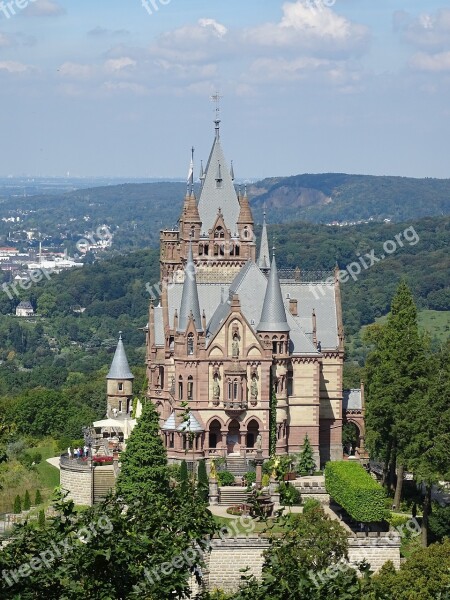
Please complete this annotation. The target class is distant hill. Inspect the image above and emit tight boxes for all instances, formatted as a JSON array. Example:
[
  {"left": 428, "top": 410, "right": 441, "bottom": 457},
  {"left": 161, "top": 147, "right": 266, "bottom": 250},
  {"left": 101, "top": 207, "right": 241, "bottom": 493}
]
[
  {"left": 0, "top": 175, "right": 449, "bottom": 252},
  {"left": 249, "top": 173, "right": 450, "bottom": 224}
]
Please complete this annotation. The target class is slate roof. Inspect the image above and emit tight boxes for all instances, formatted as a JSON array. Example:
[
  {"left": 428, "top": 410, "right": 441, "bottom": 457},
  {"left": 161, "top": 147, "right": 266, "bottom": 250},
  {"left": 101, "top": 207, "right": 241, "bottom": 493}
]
[
  {"left": 17, "top": 301, "right": 33, "bottom": 310},
  {"left": 257, "top": 213, "right": 270, "bottom": 270},
  {"left": 107, "top": 334, "right": 134, "bottom": 380},
  {"left": 162, "top": 412, "right": 176, "bottom": 431},
  {"left": 177, "top": 413, "right": 204, "bottom": 433},
  {"left": 155, "top": 263, "right": 339, "bottom": 354},
  {"left": 257, "top": 254, "right": 290, "bottom": 333},
  {"left": 177, "top": 242, "right": 203, "bottom": 332},
  {"left": 197, "top": 128, "right": 241, "bottom": 235},
  {"left": 343, "top": 389, "right": 363, "bottom": 411}
]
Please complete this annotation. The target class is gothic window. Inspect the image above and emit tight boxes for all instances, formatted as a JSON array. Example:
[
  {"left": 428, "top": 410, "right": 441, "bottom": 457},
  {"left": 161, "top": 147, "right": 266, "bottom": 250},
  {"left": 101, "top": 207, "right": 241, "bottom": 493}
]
[
  {"left": 287, "top": 371, "right": 293, "bottom": 396},
  {"left": 214, "top": 244, "right": 219, "bottom": 257},
  {"left": 220, "top": 244, "right": 225, "bottom": 256},
  {"left": 235, "top": 245, "right": 240, "bottom": 256},
  {"left": 187, "top": 376, "right": 194, "bottom": 401},
  {"left": 228, "top": 379, "right": 233, "bottom": 400},
  {"left": 214, "top": 226, "right": 225, "bottom": 239},
  {"left": 272, "top": 336, "right": 278, "bottom": 354},
  {"left": 169, "top": 433, "right": 174, "bottom": 448},
  {"left": 204, "top": 243, "right": 209, "bottom": 256},
  {"left": 178, "top": 376, "right": 183, "bottom": 400},
  {"left": 233, "top": 379, "right": 239, "bottom": 401},
  {"left": 199, "top": 244, "right": 204, "bottom": 256},
  {"left": 187, "top": 333, "right": 194, "bottom": 355},
  {"left": 229, "top": 243, "right": 234, "bottom": 256},
  {"left": 243, "top": 227, "right": 249, "bottom": 239}
]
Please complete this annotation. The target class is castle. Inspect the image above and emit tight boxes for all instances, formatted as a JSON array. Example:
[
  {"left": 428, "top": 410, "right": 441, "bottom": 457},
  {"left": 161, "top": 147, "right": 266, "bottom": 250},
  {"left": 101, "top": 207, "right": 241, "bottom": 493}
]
[{"left": 145, "top": 118, "right": 346, "bottom": 467}]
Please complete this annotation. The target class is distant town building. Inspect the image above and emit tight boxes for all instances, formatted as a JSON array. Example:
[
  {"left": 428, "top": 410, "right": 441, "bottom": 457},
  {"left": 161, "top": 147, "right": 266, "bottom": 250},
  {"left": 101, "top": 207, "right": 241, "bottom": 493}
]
[{"left": 16, "top": 301, "right": 34, "bottom": 317}]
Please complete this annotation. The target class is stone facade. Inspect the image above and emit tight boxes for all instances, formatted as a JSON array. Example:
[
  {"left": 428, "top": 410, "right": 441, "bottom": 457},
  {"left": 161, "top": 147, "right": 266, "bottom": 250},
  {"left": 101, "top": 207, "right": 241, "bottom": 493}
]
[
  {"left": 147, "top": 120, "right": 347, "bottom": 467},
  {"left": 60, "top": 460, "right": 93, "bottom": 506}
]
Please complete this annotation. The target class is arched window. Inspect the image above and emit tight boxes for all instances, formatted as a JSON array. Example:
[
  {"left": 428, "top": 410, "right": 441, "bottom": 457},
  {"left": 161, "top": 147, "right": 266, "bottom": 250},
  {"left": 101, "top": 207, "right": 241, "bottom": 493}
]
[
  {"left": 228, "top": 379, "right": 233, "bottom": 400},
  {"left": 178, "top": 376, "right": 183, "bottom": 400},
  {"left": 199, "top": 244, "right": 204, "bottom": 256},
  {"left": 233, "top": 379, "right": 239, "bottom": 401},
  {"left": 187, "top": 333, "right": 194, "bottom": 355},
  {"left": 235, "top": 244, "right": 240, "bottom": 256},
  {"left": 214, "top": 244, "right": 219, "bottom": 257},
  {"left": 243, "top": 227, "right": 249, "bottom": 239},
  {"left": 229, "top": 243, "right": 234, "bottom": 256},
  {"left": 214, "top": 226, "right": 225, "bottom": 239},
  {"left": 187, "top": 376, "right": 194, "bottom": 401}
]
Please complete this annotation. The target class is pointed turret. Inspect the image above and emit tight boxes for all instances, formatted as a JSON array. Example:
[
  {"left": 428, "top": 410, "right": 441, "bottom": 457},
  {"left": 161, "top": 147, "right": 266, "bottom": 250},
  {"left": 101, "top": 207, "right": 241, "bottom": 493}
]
[
  {"left": 177, "top": 241, "right": 203, "bottom": 332},
  {"left": 237, "top": 185, "right": 254, "bottom": 227},
  {"left": 257, "top": 209, "right": 270, "bottom": 271},
  {"left": 107, "top": 332, "right": 134, "bottom": 380},
  {"left": 230, "top": 160, "right": 235, "bottom": 181},
  {"left": 257, "top": 251, "right": 290, "bottom": 333}
]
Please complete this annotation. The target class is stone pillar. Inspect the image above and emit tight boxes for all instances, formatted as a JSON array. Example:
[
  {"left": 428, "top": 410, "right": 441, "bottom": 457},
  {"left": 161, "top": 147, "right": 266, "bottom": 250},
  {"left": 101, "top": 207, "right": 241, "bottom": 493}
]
[
  {"left": 254, "top": 450, "right": 264, "bottom": 490},
  {"left": 269, "top": 476, "right": 280, "bottom": 508},
  {"left": 209, "top": 478, "right": 218, "bottom": 505}
]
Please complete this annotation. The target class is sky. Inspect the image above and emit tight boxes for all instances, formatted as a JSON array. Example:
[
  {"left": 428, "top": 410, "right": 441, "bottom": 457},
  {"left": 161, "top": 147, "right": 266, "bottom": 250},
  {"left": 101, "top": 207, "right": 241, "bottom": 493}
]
[{"left": 0, "top": 0, "right": 449, "bottom": 179}]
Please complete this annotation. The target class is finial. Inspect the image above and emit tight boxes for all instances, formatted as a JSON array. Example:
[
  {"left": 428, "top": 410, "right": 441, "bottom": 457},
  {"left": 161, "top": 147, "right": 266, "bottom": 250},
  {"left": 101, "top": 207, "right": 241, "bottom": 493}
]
[
  {"left": 244, "top": 184, "right": 248, "bottom": 197},
  {"left": 211, "top": 91, "right": 223, "bottom": 139},
  {"left": 187, "top": 146, "right": 194, "bottom": 186},
  {"left": 272, "top": 245, "right": 276, "bottom": 258},
  {"left": 118, "top": 331, "right": 123, "bottom": 339}
]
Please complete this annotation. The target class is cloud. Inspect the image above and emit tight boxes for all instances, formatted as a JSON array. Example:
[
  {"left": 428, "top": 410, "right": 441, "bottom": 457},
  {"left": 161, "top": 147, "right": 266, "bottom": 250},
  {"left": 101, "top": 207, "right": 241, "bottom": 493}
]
[
  {"left": 395, "top": 9, "right": 450, "bottom": 51},
  {"left": 244, "top": 1, "right": 369, "bottom": 56},
  {"left": 0, "top": 33, "right": 12, "bottom": 48},
  {"left": 87, "top": 27, "right": 130, "bottom": 38},
  {"left": 104, "top": 57, "right": 136, "bottom": 73},
  {"left": 58, "top": 62, "right": 95, "bottom": 79},
  {"left": 0, "top": 60, "right": 29, "bottom": 73},
  {"left": 198, "top": 19, "right": 228, "bottom": 38},
  {"left": 410, "top": 51, "right": 450, "bottom": 72},
  {"left": 23, "top": 0, "right": 66, "bottom": 17}
]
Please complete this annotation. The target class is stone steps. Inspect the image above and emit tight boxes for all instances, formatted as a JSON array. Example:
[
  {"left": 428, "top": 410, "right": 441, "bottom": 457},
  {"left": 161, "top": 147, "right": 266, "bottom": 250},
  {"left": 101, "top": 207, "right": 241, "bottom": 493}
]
[
  {"left": 93, "top": 467, "right": 115, "bottom": 503},
  {"left": 219, "top": 487, "right": 249, "bottom": 506},
  {"left": 225, "top": 457, "right": 248, "bottom": 477}
]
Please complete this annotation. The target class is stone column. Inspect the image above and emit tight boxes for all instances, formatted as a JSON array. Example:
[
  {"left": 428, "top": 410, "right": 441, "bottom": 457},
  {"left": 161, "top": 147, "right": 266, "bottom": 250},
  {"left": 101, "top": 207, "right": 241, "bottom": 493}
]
[
  {"left": 254, "top": 449, "right": 264, "bottom": 490},
  {"left": 209, "top": 478, "right": 218, "bottom": 505},
  {"left": 269, "top": 476, "right": 280, "bottom": 508}
]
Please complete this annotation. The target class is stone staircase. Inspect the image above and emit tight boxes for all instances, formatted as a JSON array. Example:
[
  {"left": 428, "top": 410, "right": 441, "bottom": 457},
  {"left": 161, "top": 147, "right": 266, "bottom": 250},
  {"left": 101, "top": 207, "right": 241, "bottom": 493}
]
[
  {"left": 225, "top": 457, "right": 248, "bottom": 477},
  {"left": 218, "top": 487, "right": 249, "bottom": 506},
  {"left": 93, "top": 466, "right": 116, "bottom": 503}
]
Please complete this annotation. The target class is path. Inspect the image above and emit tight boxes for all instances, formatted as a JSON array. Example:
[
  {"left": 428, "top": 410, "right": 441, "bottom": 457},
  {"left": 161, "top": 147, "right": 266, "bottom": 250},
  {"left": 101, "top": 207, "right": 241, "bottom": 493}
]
[{"left": 46, "top": 457, "right": 60, "bottom": 470}]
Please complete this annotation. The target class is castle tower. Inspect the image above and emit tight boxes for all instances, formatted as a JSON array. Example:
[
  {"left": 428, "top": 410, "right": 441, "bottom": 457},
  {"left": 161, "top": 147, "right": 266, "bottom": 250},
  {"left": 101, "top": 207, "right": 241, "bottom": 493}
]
[{"left": 106, "top": 333, "right": 134, "bottom": 417}]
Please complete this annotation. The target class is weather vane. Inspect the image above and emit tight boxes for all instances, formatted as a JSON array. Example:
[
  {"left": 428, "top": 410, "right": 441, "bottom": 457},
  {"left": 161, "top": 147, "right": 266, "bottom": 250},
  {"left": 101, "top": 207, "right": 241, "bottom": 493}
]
[{"left": 211, "top": 91, "right": 223, "bottom": 121}]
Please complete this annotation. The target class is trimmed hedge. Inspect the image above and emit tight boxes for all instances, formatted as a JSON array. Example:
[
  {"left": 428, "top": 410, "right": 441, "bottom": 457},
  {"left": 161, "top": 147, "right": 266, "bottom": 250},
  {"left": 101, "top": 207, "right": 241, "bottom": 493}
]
[{"left": 325, "top": 461, "right": 386, "bottom": 523}]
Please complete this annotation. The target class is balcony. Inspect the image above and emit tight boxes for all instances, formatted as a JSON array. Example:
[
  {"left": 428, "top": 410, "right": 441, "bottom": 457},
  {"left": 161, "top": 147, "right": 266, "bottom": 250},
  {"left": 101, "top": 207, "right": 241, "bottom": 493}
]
[{"left": 223, "top": 401, "right": 248, "bottom": 414}]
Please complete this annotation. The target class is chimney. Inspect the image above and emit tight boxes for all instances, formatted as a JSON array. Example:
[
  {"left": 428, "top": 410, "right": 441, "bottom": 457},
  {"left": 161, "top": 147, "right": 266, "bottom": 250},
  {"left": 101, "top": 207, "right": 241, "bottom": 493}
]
[{"left": 289, "top": 299, "right": 298, "bottom": 316}]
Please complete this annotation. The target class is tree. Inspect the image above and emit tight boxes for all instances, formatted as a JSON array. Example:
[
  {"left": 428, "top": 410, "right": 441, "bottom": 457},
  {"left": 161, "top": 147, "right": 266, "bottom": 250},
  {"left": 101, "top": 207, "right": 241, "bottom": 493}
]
[
  {"left": 404, "top": 340, "right": 450, "bottom": 546},
  {"left": 368, "top": 539, "right": 450, "bottom": 600},
  {"left": 13, "top": 494, "right": 21, "bottom": 514},
  {"left": 365, "top": 281, "right": 427, "bottom": 508},
  {"left": 233, "top": 504, "right": 360, "bottom": 599},
  {"left": 38, "top": 509, "right": 45, "bottom": 527},
  {"left": 23, "top": 490, "right": 31, "bottom": 511},
  {"left": 197, "top": 459, "right": 209, "bottom": 502},
  {"left": 180, "top": 459, "right": 189, "bottom": 493},
  {"left": 297, "top": 434, "right": 316, "bottom": 474},
  {"left": 116, "top": 400, "right": 170, "bottom": 504},
  {"left": 35, "top": 489, "right": 43, "bottom": 505}
]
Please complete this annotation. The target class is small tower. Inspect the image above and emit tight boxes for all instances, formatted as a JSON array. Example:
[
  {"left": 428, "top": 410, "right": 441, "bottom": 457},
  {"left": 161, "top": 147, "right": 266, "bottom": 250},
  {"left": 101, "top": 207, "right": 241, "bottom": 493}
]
[
  {"left": 257, "top": 250, "right": 290, "bottom": 354},
  {"left": 177, "top": 241, "right": 203, "bottom": 333},
  {"left": 106, "top": 332, "right": 134, "bottom": 418},
  {"left": 257, "top": 208, "right": 270, "bottom": 272}
]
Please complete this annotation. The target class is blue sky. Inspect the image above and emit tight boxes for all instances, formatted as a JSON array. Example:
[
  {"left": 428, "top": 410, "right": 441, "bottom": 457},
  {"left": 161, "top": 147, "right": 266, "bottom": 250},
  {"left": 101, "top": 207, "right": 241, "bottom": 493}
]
[{"left": 0, "top": 0, "right": 449, "bottom": 178}]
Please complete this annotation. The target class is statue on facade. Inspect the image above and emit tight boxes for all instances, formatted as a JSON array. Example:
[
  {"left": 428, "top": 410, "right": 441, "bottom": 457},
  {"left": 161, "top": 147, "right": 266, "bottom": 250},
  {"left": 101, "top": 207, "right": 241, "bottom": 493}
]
[
  {"left": 251, "top": 375, "right": 258, "bottom": 399},
  {"left": 232, "top": 334, "right": 239, "bottom": 358},
  {"left": 213, "top": 376, "right": 220, "bottom": 399},
  {"left": 255, "top": 433, "right": 262, "bottom": 451},
  {"left": 210, "top": 459, "right": 217, "bottom": 480}
]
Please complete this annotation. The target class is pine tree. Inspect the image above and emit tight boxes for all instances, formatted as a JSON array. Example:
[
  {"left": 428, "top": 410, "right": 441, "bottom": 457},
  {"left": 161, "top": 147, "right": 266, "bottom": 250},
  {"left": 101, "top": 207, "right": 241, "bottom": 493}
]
[
  {"left": 297, "top": 435, "right": 316, "bottom": 474},
  {"left": 197, "top": 459, "right": 209, "bottom": 503},
  {"left": 23, "top": 490, "right": 31, "bottom": 511},
  {"left": 116, "top": 400, "right": 170, "bottom": 504},
  {"left": 365, "top": 281, "right": 427, "bottom": 508},
  {"left": 14, "top": 494, "right": 22, "bottom": 514},
  {"left": 35, "top": 489, "right": 43, "bottom": 505},
  {"left": 38, "top": 509, "right": 45, "bottom": 527}
]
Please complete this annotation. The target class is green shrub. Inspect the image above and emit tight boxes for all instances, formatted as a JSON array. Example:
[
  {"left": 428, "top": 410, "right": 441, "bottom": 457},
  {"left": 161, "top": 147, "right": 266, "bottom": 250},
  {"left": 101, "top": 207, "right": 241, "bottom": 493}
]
[
  {"left": 197, "top": 459, "right": 209, "bottom": 502},
  {"left": 13, "top": 495, "right": 22, "bottom": 514},
  {"left": 217, "top": 471, "right": 235, "bottom": 486},
  {"left": 262, "top": 474, "right": 270, "bottom": 488},
  {"left": 34, "top": 489, "right": 43, "bottom": 505},
  {"left": 429, "top": 504, "right": 450, "bottom": 542},
  {"left": 244, "top": 471, "right": 256, "bottom": 486},
  {"left": 180, "top": 460, "right": 189, "bottom": 491},
  {"left": 302, "top": 498, "right": 321, "bottom": 514},
  {"left": 278, "top": 482, "right": 302, "bottom": 506},
  {"left": 387, "top": 514, "right": 410, "bottom": 529},
  {"left": 23, "top": 490, "right": 31, "bottom": 511},
  {"left": 167, "top": 464, "right": 181, "bottom": 482},
  {"left": 325, "top": 461, "right": 386, "bottom": 522},
  {"left": 297, "top": 435, "right": 316, "bottom": 474},
  {"left": 38, "top": 509, "right": 45, "bottom": 527}
]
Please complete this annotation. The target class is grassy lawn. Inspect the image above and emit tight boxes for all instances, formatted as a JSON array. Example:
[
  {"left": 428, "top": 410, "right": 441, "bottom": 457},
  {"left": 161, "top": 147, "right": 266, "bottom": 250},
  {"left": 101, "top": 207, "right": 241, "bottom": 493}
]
[{"left": 35, "top": 445, "right": 60, "bottom": 490}]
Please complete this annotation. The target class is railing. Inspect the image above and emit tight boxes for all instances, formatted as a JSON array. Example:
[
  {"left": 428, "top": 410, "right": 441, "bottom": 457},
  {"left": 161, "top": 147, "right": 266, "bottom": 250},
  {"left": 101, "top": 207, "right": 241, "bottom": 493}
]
[
  {"left": 60, "top": 455, "right": 91, "bottom": 471},
  {"left": 278, "top": 268, "right": 335, "bottom": 282},
  {"left": 223, "top": 401, "right": 248, "bottom": 411}
]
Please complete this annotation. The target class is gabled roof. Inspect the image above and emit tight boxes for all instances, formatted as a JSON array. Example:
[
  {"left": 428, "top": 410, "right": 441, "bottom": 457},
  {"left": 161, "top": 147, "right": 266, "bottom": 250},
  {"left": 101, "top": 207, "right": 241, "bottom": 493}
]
[
  {"left": 257, "top": 254, "right": 290, "bottom": 333},
  {"left": 197, "top": 124, "right": 241, "bottom": 235},
  {"left": 107, "top": 333, "right": 134, "bottom": 380},
  {"left": 177, "top": 241, "right": 203, "bottom": 333},
  {"left": 162, "top": 412, "right": 176, "bottom": 431},
  {"left": 177, "top": 413, "right": 204, "bottom": 433}
]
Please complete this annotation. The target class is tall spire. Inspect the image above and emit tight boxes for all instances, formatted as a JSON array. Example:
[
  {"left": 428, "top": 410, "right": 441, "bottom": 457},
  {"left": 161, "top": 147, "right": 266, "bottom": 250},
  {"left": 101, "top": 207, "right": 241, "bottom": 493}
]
[
  {"left": 257, "top": 250, "right": 290, "bottom": 333},
  {"left": 177, "top": 240, "right": 203, "bottom": 332},
  {"left": 187, "top": 146, "right": 194, "bottom": 187},
  {"left": 257, "top": 208, "right": 270, "bottom": 271},
  {"left": 230, "top": 160, "right": 235, "bottom": 181},
  {"left": 107, "top": 332, "right": 134, "bottom": 379}
]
